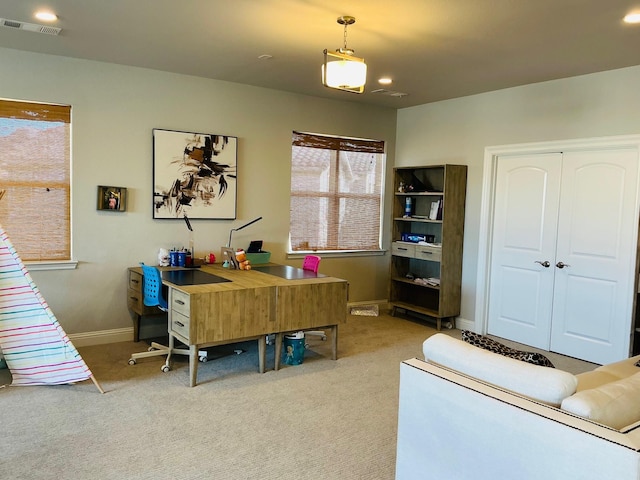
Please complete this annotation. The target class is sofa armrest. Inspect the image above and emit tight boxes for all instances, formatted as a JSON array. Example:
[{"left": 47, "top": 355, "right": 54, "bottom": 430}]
[{"left": 396, "top": 358, "right": 640, "bottom": 480}]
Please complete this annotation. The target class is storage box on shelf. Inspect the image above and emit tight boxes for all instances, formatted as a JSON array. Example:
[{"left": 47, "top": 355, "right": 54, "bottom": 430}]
[{"left": 390, "top": 165, "right": 467, "bottom": 330}]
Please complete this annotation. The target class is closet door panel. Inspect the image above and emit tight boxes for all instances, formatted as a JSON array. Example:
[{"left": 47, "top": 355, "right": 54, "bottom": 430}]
[
  {"left": 487, "top": 153, "right": 561, "bottom": 349},
  {"left": 551, "top": 149, "right": 639, "bottom": 364}
]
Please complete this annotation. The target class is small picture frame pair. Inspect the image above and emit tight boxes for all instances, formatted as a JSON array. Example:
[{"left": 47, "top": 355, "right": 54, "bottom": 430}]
[
  {"left": 97, "top": 186, "right": 127, "bottom": 212},
  {"left": 220, "top": 247, "right": 239, "bottom": 269}
]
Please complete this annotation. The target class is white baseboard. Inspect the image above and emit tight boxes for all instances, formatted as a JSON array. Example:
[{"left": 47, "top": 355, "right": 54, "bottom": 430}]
[
  {"left": 68, "top": 328, "right": 133, "bottom": 347},
  {"left": 455, "top": 317, "right": 474, "bottom": 332}
]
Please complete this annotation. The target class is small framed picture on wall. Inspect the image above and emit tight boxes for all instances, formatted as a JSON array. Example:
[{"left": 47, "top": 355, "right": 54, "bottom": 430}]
[{"left": 97, "top": 186, "right": 127, "bottom": 212}]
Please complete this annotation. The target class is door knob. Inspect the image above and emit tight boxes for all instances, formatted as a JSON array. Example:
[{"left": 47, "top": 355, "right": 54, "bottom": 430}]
[
  {"left": 534, "top": 260, "right": 550, "bottom": 268},
  {"left": 556, "top": 262, "right": 570, "bottom": 269}
]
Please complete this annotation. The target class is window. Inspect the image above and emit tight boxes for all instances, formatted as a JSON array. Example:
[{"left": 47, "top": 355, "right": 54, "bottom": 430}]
[
  {"left": 290, "top": 131, "right": 385, "bottom": 253},
  {"left": 0, "top": 99, "right": 71, "bottom": 261}
]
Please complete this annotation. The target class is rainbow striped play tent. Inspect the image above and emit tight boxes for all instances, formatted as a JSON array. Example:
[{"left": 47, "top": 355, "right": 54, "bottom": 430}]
[{"left": 0, "top": 226, "right": 103, "bottom": 393}]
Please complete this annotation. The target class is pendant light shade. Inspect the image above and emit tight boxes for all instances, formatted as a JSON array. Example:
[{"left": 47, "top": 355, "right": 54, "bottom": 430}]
[{"left": 322, "top": 16, "right": 367, "bottom": 94}]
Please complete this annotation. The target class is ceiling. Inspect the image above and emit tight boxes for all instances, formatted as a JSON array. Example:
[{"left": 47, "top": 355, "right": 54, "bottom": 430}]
[{"left": 2, "top": 0, "right": 640, "bottom": 109}]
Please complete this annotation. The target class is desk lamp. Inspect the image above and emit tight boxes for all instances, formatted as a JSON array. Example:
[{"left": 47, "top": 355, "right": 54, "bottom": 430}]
[
  {"left": 224, "top": 216, "right": 262, "bottom": 267},
  {"left": 227, "top": 217, "right": 262, "bottom": 248}
]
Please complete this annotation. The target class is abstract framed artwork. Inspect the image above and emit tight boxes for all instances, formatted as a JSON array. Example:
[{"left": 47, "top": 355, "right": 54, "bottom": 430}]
[
  {"left": 152, "top": 128, "right": 238, "bottom": 219},
  {"left": 97, "top": 186, "right": 127, "bottom": 212}
]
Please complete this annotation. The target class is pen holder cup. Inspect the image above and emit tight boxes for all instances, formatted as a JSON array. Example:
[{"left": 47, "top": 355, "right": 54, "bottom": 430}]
[{"left": 170, "top": 251, "right": 179, "bottom": 267}]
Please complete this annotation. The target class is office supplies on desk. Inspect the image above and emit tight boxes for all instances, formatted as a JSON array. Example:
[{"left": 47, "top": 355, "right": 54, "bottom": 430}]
[
  {"left": 246, "top": 240, "right": 271, "bottom": 264},
  {"left": 247, "top": 240, "right": 263, "bottom": 253},
  {"left": 220, "top": 247, "right": 239, "bottom": 269}
]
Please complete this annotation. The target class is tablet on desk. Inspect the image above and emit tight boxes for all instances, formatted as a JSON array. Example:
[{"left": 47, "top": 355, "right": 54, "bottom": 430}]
[{"left": 162, "top": 270, "right": 231, "bottom": 286}]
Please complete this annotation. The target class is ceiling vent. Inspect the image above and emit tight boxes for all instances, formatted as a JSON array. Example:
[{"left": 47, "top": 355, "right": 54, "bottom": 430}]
[
  {"left": 371, "top": 88, "right": 409, "bottom": 98},
  {"left": 0, "top": 18, "right": 61, "bottom": 35}
]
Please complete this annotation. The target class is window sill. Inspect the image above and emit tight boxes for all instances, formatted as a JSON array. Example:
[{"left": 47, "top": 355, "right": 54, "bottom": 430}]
[
  {"left": 287, "top": 250, "right": 386, "bottom": 260},
  {"left": 25, "top": 260, "right": 78, "bottom": 271}
]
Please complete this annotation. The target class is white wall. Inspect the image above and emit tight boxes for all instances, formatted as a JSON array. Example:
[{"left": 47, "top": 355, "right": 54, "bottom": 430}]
[
  {"left": 0, "top": 47, "right": 397, "bottom": 339},
  {"left": 396, "top": 65, "right": 640, "bottom": 328}
]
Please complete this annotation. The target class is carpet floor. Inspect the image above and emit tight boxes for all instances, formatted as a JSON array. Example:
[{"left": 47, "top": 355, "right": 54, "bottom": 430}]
[{"left": 0, "top": 312, "right": 595, "bottom": 479}]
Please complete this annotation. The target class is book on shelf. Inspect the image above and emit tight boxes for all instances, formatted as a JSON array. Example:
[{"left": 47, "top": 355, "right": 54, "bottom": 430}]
[
  {"left": 429, "top": 200, "right": 440, "bottom": 220},
  {"left": 413, "top": 277, "right": 440, "bottom": 287}
]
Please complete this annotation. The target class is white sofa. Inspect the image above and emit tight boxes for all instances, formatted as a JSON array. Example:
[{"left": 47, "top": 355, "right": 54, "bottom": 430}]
[{"left": 395, "top": 334, "right": 640, "bottom": 480}]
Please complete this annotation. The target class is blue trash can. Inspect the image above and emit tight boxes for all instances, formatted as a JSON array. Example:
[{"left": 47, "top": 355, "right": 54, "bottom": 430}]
[{"left": 283, "top": 333, "right": 305, "bottom": 365}]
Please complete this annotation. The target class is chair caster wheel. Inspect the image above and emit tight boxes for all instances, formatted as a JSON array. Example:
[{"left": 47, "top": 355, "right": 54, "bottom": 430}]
[
  {"left": 147, "top": 346, "right": 156, "bottom": 352},
  {"left": 161, "top": 364, "right": 170, "bottom": 373},
  {"left": 199, "top": 356, "right": 208, "bottom": 363},
  {"left": 128, "top": 358, "right": 136, "bottom": 365},
  {"left": 321, "top": 335, "right": 327, "bottom": 341}
]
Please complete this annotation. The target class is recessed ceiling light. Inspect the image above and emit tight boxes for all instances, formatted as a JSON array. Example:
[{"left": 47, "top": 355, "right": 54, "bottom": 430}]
[
  {"left": 35, "top": 11, "right": 58, "bottom": 22},
  {"left": 378, "top": 77, "right": 393, "bottom": 85},
  {"left": 623, "top": 12, "right": 640, "bottom": 24}
]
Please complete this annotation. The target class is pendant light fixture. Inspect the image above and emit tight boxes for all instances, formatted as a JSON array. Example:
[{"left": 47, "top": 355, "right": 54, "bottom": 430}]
[{"left": 322, "top": 16, "right": 367, "bottom": 94}]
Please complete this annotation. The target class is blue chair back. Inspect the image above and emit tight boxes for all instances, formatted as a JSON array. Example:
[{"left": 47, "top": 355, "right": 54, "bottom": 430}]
[{"left": 139, "top": 263, "right": 168, "bottom": 311}]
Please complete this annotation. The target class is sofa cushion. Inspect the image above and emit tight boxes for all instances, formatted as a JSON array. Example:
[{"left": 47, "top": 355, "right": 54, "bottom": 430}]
[
  {"left": 423, "top": 334, "right": 577, "bottom": 406},
  {"left": 561, "top": 371, "right": 640, "bottom": 429},
  {"left": 576, "top": 370, "right": 624, "bottom": 392},
  {"left": 576, "top": 355, "right": 640, "bottom": 391},
  {"left": 461, "top": 330, "right": 555, "bottom": 368}
]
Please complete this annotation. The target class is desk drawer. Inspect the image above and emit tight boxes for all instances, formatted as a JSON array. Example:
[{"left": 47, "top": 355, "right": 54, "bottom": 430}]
[
  {"left": 392, "top": 242, "right": 416, "bottom": 258},
  {"left": 171, "top": 289, "right": 190, "bottom": 317},
  {"left": 415, "top": 246, "right": 442, "bottom": 262},
  {"left": 127, "top": 287, "right": 144, "bottom": 314},
  {"left": 171, "top": 311, "right": 190, "bottom": 340},
  {"left": 129, "top": 270, "right": 143, "bottom": 291}
]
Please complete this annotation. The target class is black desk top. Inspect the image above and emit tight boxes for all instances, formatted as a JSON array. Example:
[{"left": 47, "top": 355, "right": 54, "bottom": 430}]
[
  {"left": 252, "top": 265, "right": 325, "bottom": 280},
  {"left": 162, "top": 269, "right": 231, "bottom": 286}
]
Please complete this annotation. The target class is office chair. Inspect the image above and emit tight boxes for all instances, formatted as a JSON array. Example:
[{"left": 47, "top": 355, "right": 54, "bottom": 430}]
[
  {"left": 128, "top": 263, "right": 207, "bottom": 372},
  {"left": 302, "top": 255, "right": 327, "bottom": 341},
  {"left": 302, "top": 254, "right": 321, "bottom": 274}
]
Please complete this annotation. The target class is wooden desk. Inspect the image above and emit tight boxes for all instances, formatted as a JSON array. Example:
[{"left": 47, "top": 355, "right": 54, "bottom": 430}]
[{"left": 127, "top": 264, "right": 347, "bottom": 386}]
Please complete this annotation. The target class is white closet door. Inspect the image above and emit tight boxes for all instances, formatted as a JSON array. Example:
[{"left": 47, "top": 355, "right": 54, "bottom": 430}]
[
  {"left": 550, "top": 148, "right": 639, "bottom": 364},
  {"left": 487, "top": 153, "right": 562, "bottom": 349}
]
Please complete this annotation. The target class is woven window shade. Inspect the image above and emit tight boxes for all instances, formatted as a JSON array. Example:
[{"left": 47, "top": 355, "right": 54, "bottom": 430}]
[
  {"left": 290, "top": 132, "right": 384, "bottom": 252},
  {"left": 0, "top": 100, "right": 71, "bottom": 261}
]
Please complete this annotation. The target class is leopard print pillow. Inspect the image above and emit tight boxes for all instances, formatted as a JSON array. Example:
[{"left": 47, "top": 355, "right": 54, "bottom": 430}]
[{"left": 461, "top": 330, "right": 555, "bottom": 368}]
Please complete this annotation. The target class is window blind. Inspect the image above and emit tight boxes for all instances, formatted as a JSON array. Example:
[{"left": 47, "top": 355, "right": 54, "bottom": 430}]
[
  {"left": 290, "top": 131, "right": 385, "bottom": 252},
  {"left": 0, "top": 99, "right": 71, "bottom": 261}
]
